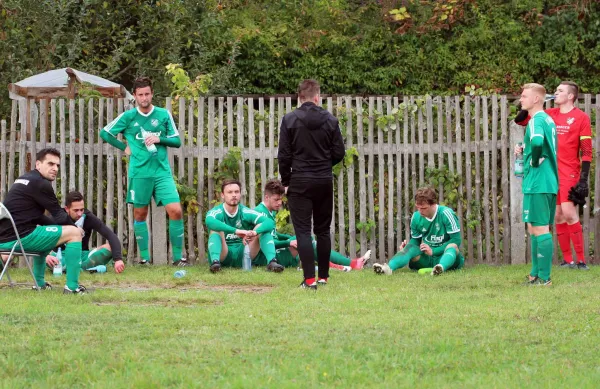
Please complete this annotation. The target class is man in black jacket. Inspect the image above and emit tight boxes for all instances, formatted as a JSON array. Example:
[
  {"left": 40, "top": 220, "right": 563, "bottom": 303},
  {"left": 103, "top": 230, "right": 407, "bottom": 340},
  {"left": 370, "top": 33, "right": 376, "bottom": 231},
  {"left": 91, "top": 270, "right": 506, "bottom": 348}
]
[
  {"left": 0, "top": 148, "right": 86, "bottom": 294},
  {"left": 45, "top": 191, "right": 125, "bottom": 274},
  {"left": 278, "top": 79, "right": 346, "bottom": 289}
]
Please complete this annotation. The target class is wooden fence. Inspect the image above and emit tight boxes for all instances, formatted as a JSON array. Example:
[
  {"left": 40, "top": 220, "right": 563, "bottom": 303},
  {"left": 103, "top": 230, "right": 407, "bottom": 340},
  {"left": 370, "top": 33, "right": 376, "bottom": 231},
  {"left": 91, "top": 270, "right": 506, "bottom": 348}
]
[{"left": 0, "top": 94, "right": 599, "bottom": 266}]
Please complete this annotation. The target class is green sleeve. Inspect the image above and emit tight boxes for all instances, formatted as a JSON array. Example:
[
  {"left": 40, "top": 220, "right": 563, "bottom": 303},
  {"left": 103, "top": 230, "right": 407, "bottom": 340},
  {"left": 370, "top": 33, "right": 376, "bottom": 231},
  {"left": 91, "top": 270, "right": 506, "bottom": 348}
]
[
  {"left": 205, "top": 211, "right": 237, "bottom": 234},
  {"left": 432, "top": 233, "right": 462, "bottom": 256},
  {"left": 159, "top": 134, "right": 181, "bottom": 148},
  {"left": 242, "top": 209, "right": 275, "bottom": 234},
  {"left": 274, "top": 238, "right": 291, "bottom": 249},
  {"left": 100, "top": 130, "right": 127, "bottom": 151},
  {"left": 276, "top": 232, "right": 293, "bottom": 241}
]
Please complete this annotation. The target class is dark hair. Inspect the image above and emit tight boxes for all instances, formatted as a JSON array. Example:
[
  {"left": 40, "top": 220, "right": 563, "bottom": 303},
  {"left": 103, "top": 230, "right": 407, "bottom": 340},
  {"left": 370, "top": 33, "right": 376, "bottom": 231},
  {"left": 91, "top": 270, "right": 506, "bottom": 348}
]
[
  {"left": 298, "top": 79, "right": 320, "bottom": 102},
  {"left": 415, "top": 187, "right": 438, "bottom": 205},
  {"left": 560, "top": 80, "right": 579, "bottom": 102},
  {"left": 36, "top": 147, "right": 61, "bottom": 162},
  {"left": 264, "top": 179, "right": 285, "bottom": 196},
  {"left": 132, "top": 76, "right": 153, "bottom": 94},
  {"left": 66, "top": 191, "right": 84, "bottom": 206},
  {"left": 221, "top": 178, "right": 242, "bottom": 193}
]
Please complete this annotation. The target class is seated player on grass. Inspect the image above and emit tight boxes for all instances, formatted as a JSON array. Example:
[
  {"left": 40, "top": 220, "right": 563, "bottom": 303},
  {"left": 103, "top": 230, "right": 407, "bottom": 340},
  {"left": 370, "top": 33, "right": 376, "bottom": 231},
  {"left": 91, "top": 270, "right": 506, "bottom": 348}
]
[
  {"left": 253, "top": 179, "right": 371, "bottom": 271},
  {"left": 45, "top": 191, "right": 124, "bottom": 274},
  {"left": 204, "top": 178, "right": 284, "bottom": 273},
  {"left": 373, "top": 187, "right": 464, "bottom": 276}
]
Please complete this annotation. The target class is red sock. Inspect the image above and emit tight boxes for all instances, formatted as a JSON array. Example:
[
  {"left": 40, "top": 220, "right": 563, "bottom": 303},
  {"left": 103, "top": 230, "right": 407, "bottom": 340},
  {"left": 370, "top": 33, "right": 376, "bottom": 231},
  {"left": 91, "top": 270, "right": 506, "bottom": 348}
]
[
  {"left": 305, "top": 278, "right": 315, "bottom": 285},
  {"left": 350, "top": 258, "right": 359, "bottom": 269},
  {"left": 568, "top": 223, "right": 585, "bottom": 263},
  {"left": 556, "top": 223, "right": 573, "bottom": 263}
]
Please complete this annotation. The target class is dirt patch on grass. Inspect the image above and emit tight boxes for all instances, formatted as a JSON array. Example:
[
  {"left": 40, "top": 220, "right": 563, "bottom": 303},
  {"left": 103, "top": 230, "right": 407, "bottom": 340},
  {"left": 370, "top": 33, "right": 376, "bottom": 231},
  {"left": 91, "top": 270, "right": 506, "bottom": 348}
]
[
  {"left": 101, "top": 282, "right": 275, "bottom": 294},
  {"left": 93, "top": 298, "right": 222, "bottom": 308}
]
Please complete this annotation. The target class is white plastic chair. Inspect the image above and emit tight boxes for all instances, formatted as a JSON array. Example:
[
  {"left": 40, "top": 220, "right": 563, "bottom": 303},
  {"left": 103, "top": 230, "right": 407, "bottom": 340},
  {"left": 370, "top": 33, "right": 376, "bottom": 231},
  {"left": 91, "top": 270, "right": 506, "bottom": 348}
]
[{"left": 0, "top": 202, "right": 43, "bottom": 290}]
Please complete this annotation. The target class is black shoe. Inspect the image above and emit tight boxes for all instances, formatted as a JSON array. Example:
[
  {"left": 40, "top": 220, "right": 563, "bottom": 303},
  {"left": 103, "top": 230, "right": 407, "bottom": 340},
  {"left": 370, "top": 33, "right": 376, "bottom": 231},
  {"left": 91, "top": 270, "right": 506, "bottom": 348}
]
[
  {"left": 210, "top": 261, "right": 221, "bottom": 273},
  {"left": 173, "top": 259, "right": 189, "bottom": 267},
  {"left": 32, "top": 282, "right": 52, "bottom": 291},
  {"left": 559, "top": 261, "right": 576, "bottom": 269},
  {"left": 523, "top": 275, "right": 538, "bottom": 286},
  {"left": 299, "top": 280, "right": 317, "bottom": 290},
  {"left": 577, "top": 262, "right": 590, "bottom": 271},
  {"left": 63, "top": 284, "right": 87, "bottom": 294},
  {"left": 139, "top": 260, "right": 150, "bottom": 265},
  {"left": 266, "top": 260, "right": 284, "bottom": 273}
]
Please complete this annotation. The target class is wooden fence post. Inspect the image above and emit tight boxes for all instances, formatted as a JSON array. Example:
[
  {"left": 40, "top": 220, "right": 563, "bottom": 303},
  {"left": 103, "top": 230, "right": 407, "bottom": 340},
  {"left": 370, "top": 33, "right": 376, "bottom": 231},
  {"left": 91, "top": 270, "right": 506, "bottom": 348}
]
[{"left": 509, "top": 121, "right": 526, "bottom": 264}]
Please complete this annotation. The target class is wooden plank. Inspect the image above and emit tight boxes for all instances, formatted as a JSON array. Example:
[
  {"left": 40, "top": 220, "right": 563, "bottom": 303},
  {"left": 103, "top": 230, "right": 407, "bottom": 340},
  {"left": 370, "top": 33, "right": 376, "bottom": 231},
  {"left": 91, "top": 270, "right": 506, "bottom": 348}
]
[
  {"left": 490, "top": 96, "right": 500, "bottom": 264},
  {"left": 69, "top": 99, "right": 76, "bottom": 191},
  {"left": 0, "top": 120, "right": 6, "bottom": 200},
  {"left": 445, "top": 97, "right": 455, "bottom": 175},
  {"left": 367, "top": 97, "right": 376, "bottom": 257},
  {"left": 59, "top": 99, "right": 66, "bottom": 202},
  {"left": 377, "top": 97, "right": 385, "bottom": 260},
  {"left": 417, "top": 103, "right": 425, "bottom": 185},
  {"left": 500, "top": 96, "right": 510, "bottom": 264},
  {"left": 86, "top": 99, "right": 95, "bottom": 246},
  {"left": 218, "top": 97, "right": 224, "bottom": 164},
  {"left": 436, "top": 98, "right": 444, "bottom": 201},
  {"left": 395, "top": 97, "right": 403, "bottom": 244},
  {"left": 96, "top": 98, "right": 105, "bottom": 247},
  {"left": 509, "top": 120, "right": 526, "bottom": 264},
  {"left": 356, "top": 97, "right": 368, "bottom": 256},
  {"left": 7, "top": 102, "right": 17, "bottom": 190},
  {"left": 277, "top": 97, "right": 284, "bottom": 180},
  {"left": 50, "top": 99, "right": 57, "bottom": 191},
  {"left": 18, "top": 100, "right": 27, "bottom": 177},
  {"left": 410, "top": 97, "right": 417, "bottom": 202},
  {"left": 259, "top": 98, "right": 267, "bottom": 191},
  {"left": 473, "top": 97, "right": 483, "bottom": 264},
  {"left": 237, "top": 97, "right": 246, "bottom": 204},
  {"left": 328, "top": 97, "right": 336, "bottom": 248},
  {"left": 227, "top": 96, "right": 234, "bottom": 149},
  {"left": 482, "top": 97, "right": 492, "bottom": 263},
  {"left": 116, "top": 99, "right": 125, "bottom": 247},
  {"left": 178, "top": 97, "right": 186, "bottom": 187},
  {"left": 151, "top": 196, "right": 167, "bottom": 265},
  {"left": 426, "top": 96, "right": 434, "bottom": 170},
  {"left": 336, "top": 97, "right": 346, "bottom": 255},
  {"left": 463, "top": 96, "right": 473, "bottom": 263},
  {"left": 385, "top": 97, "right": 395, "bottom": 259},
  {"left": 583, "top": 94, "right": 592, "bottom": 263},
  {"left": 346, "top": 96, "right": 357, "bottom": 257},
  {"left": 197, "top": 97, "right": 207, "bottom": 263},
  {"left": 207, "top": 97, "right": 215, "bottom": 203},
  {"left": 248, "top": 97, "right": 256, "bottom": 207},
  {"left": 28, "top": 99, "right": 36, "bottom": 173},
  {"left": 268, "top": 97, "right": 275, "bottom": 178},
  {"left": 39, "top": 99, "right": 48, "bottom": 150},
  {"left": 186, "top": 99, "right": 196, "bottom": 262},
  {"left": 454, "top": 97, "right": 464, "bottom": 227},
  {"left": 403, "top": 97, "right": 411, "bottom": 241},
  {"left": 78, "top": 99, "right": 85, "bottom": 192},
  {"left": 105, "top": 99, "right": 115, "bottom": 236},
  {"left": 594, "top": 94, "right": 600, "bottom": 265}
]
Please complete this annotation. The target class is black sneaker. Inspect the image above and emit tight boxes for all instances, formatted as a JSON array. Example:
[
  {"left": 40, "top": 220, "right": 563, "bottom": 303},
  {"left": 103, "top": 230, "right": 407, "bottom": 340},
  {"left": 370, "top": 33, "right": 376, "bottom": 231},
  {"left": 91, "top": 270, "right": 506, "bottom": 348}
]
[
  {"left": 531, "top": 278, "right": 552, "bottom": 286},
  {"left": 577, "top": 262, "right": 590, "bottom": 271},
  {"left": 523, "top": 275, "right": 538, "bottom": 286},
  {"left": 559, "top": 261, "right": 576, "bottom": 269},
  {"left": 63, "top": 284, "right": 87, "bottom": 295},
  {"left": 299, "top": 280, "right": 317, "bottom": 290},
  {"left": 266, "top": 260, "right": 284, "bottom": 273},
  {"left": 139, "top": 260, "right": 150, "bottom": 265},
  {"left": 173, "top": 259, "right": 189, "bottom": 267},
  {"left": 32, "top": 282, "right": 52, "bottom": 291},
  {"left": 210, "top": 261, "right": 222, "bottom": 273}
]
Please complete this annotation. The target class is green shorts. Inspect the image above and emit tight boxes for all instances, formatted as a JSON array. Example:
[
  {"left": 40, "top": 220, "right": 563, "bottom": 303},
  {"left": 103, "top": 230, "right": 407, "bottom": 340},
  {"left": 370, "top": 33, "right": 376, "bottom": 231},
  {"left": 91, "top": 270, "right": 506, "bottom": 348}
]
[
  {"left": 523, "top": 193, "right": 556, "bottom": 226},
  {"left": 221, "top": 242, "right": 245, "bottom": 268},
  {"left": 0, "top": 225, "right": 62, "bottom": 256},
  {"left": 253, "top": 247, "right": 299, "bottom": 267},
  {"left": 127, "top": 175, "right": 180, "bottom": 207},
  {"left": 408, "top": 252, "right": 465, "bottom": 271}
]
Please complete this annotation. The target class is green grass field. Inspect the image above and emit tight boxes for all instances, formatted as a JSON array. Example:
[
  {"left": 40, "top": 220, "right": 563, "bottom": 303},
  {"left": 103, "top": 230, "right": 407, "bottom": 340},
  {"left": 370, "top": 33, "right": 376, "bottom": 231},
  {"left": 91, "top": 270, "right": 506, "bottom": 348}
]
[{"left": 1, "top": 264, "right": 599, "bottom": 388}]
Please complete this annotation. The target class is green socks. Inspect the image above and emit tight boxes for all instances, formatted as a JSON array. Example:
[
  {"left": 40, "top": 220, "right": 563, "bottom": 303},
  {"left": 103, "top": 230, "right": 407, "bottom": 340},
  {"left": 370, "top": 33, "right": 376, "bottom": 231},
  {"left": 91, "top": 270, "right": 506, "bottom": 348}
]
[
  {"left": 208, "top": 233, "right": 222, "bottom": 264},
  {"left": 32, "top": 255, "right": 46, "bottom": 288},
  {"left": 259, "top": 233, "right": 276, "bottom": 262},
  {"left": 134, "top": 221, "right": 150, "bottom": 261},
  {"left": 439, "top": 246, "right": 458, "bottom": 270},
  {"left": 530, "top": 235, "right": 539, "bottom": 278},
  {"left": 536, "top": 233, "right": 553, "bottom": 281},
  {"left": 169, "top": 219, "right": 185, "bottom": 262},
  {"left": 389, "top": 243, "right": 421, "bottom": 271},
  {"left": 81, "top": 248, "right": 112, "bottom": 270},
  {"left": 64, "top": 242, "right": 82, "bottom": 290}
]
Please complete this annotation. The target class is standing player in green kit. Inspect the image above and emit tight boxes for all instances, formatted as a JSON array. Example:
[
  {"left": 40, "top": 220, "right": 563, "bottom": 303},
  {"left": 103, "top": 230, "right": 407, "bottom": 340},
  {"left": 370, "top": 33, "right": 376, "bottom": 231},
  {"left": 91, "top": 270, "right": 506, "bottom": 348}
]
[
  {"left": 100, "top": 77, "right": 187, "bottom": 266},
  {"left": 517, "top": 83, "right": 558, "bottom": 286},
  {"left": 373, "top": 187, "right": 464, "bottom": 276}
]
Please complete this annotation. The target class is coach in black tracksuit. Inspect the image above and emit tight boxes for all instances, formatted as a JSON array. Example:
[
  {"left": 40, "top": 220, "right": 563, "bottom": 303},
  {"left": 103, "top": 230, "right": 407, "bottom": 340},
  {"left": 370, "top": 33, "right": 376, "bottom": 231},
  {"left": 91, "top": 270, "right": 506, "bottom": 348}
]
[{"left": 278, "top": 79, "right": 346, "bottom": 289}]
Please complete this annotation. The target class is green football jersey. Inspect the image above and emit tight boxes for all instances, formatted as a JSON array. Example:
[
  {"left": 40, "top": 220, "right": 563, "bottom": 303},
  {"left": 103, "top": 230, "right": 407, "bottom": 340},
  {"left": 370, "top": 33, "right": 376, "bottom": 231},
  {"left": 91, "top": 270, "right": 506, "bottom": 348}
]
[
  {"left": 205, "top": 203, "right": 266, "bottom": 245},
  {"left": 410, "top": 205, "right": 461, "bottom": 251},
  {"left": 102, "top": 106, "right": 179, "bottom": 178},
  {"left": 253, "top": 202, "right": 292, "bottom": 247},
  {"left": 523, "top": 111, "right": 558, "bottom": 194}
]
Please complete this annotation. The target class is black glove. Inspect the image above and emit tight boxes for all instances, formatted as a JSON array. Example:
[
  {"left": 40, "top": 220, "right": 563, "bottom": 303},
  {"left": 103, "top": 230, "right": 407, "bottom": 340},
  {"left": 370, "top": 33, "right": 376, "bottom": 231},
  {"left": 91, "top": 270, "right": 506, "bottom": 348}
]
[
  {"left": 514, "top": 104, "right": 529, "bottom": 123},
  {"left": 568, "top": 182, "right": 588, "bottom": 206}
]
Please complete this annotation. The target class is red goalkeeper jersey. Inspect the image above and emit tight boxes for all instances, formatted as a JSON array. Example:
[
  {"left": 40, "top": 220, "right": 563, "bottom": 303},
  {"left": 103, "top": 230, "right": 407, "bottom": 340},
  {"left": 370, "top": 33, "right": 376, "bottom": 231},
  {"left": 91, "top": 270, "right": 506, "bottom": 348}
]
[{"left": 518, "top": 107, "right": 592, "bottom": 179}]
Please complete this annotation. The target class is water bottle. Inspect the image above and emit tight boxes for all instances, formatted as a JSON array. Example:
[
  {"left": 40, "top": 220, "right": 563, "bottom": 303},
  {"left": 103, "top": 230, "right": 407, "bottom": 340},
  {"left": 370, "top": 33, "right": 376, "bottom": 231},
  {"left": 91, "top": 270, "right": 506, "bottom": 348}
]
[
  {"left": 174, "top": 269, "right": 187, "bottom": 278},
  {"left": 242, "top": 245, "right": 251, "bottom": 271},
  {"left": 544, "top": 94, "right": 555, "bottom": 102},
  {"left": 141, "top": 128, "right": 158, "bottom": 155},
  {"left": 515, "top": 142, "right": 524, "bottom": 178},
  {"left": 87, "top": 265, "right": 107, "bottom": 274},
  {"left": 53, "top": 248, "right": 63, "bottom": 277}
]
